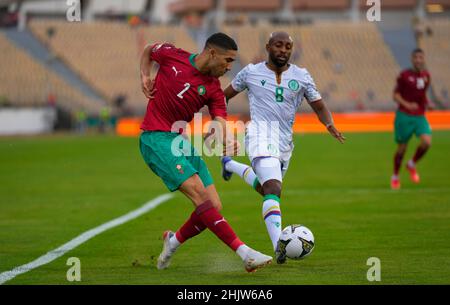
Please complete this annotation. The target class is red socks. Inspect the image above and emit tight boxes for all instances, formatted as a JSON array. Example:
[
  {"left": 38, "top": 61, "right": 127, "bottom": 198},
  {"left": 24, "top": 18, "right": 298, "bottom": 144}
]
[
  {"left": 413, "top": 145, "right": 429, "bottom": 163},
  {"left": 195, "top": 200, "right": 244, "bottom": 251},
  {"left": 175, "top": 211, "right": 207, "bottom": 243},
  {"left": 394, "top": 152, "right": 404, "bottom": 175},
  {"left": 176, "top": 200, "right": 243, "bottom": 251}
]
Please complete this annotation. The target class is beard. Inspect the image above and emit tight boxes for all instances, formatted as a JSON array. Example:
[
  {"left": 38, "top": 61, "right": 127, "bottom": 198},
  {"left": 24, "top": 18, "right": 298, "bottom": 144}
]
[{"left": 269, "top": 53, "right": 288, "bottom": 68}]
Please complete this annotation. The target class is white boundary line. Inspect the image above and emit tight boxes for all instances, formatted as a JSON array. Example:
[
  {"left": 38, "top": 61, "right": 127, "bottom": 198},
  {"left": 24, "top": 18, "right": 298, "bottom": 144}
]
[{"left": 0, "top": 193, "right": 174, "bottom": 285}]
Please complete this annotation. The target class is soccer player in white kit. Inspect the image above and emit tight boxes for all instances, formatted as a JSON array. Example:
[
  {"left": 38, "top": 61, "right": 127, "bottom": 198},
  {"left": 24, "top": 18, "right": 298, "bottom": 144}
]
[{"left": 221, "top": 32, "right": 345, "bottom": 264}]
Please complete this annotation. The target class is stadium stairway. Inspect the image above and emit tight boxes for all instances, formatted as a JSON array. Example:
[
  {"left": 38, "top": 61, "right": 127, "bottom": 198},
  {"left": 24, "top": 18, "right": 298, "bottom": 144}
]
[
  {"left": 3, "top": 28, "right": 105, "bottom": 105},
  {"left": 377, "top": 24, "right": 417, "bottom": 70}
]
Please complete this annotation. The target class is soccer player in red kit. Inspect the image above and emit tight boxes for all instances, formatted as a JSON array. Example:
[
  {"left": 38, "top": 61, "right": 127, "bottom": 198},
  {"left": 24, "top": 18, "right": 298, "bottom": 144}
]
[
  {"left": 139, "top": 33, "right": 272, "bottom": 272},
  {"left": 391, "top": 48, "right": 433, "bottom": 190}
]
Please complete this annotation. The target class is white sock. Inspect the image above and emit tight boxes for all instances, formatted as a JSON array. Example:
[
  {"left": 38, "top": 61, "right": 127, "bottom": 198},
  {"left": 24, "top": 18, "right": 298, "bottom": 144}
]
[
  {"left": 236, "top": 244, "right": 250, "bottom": 260},
  {"left": 169, "top": 234, "right": 181, "bottom": 251},
  {"left": 225, "top": 160, "right": 258, "bottom": 188},
  {"left": 407, "top": 159, "right": 415, "bottom": 168},
  {"left": 392, "top": 174, "right": 399, "bottom": 180},
  {"left": 262, "top": 196, "right": 282, "bottom": 251}
]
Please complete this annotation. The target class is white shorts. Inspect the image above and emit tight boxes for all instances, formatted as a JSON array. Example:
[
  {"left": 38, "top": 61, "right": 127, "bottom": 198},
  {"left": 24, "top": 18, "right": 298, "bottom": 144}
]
[
  {"left": 252, "top": 156, "right": 291, "bottom": 185},
  {"left": 245, "top": 130, "right": 293, "bottom": 185}
]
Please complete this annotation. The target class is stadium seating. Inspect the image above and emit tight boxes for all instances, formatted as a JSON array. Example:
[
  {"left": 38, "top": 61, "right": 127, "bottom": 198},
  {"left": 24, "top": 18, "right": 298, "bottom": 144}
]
[
  {"left": 292, "top": 0, "right": 350, "bottom": 11},
  {"left": 169, "top": 0, "right": 214, "bottom": 15},
  {"left": 29, "top": 20, "right": 198, "bottom": 112},
  {"left": 420, "top": 19, "right": 450, "bottom": 105},
  {"left": 297, "top": 22, "right": 400, "bottom": 111},
  {"left": 224, "top": 0, "right": 282, "bottom": 11},
  {"left": 426, "top": 0, "right": 450, "bottom": 9},
  {"left": 0, "top": 32, "right": 102, "bottom": 114},
  {"left": 23, "top": 18, "right": 446, "bottom": 113},
  {"left": 222, "top": 22, "right": 400, "bottom": 111},
  {"left": 358, "top": 0, "right": 417, "bottom": 10}
]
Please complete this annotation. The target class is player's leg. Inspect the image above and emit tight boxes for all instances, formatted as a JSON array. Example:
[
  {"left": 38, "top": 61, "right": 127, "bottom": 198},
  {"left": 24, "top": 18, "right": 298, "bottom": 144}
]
[
  {"left": 253, "top": 157, "right": 285, "bottom": 263},
  {"left": 139, "top": 132, "right": 206, "bottom": 269},
  {"left": 392, "top": 143, "right": 408, "bottom": 189},
  {"left": 163, "top": 144, "right": 223, "bottom": 256},
  {"left": 164, "top": 146, "right": 271, "bottom": 272},
  {"left": 178, "top": 175, "right": 272, "bottom": 272},
  {"left": 163, "top": 183, "right": 223, "bottom": 255},
  {"left": 392, "top": 111, "right": 413, "bottom": 189},
  {"left": 221, "top": 156, "right": 263, "bottom": 195},
  {"left": 412, "top": 134, "right": 432, "bottom": 165},
  {"left": 406, "top": 116, "right": 432, "bottom": 183}
]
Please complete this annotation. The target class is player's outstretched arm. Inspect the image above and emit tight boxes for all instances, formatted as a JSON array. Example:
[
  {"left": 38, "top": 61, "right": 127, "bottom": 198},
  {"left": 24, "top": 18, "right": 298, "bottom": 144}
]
[
  {"left": 309, "top": 99, "right": 345, "bottom": 144},
  {"left": 140, "top": 44, "right": 157, "bottom": 99},
  {"left": 425, "top": 86, "right": 436, "bottom": 110},
  {"left": 223, "top": 84, "right": 240, "bottom": 104}
]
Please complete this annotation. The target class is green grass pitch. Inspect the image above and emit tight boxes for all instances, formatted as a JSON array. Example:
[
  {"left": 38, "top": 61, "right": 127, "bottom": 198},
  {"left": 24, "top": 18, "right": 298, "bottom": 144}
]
[{"left": 1, "top": 131, "right": 449, "bottom": 284}]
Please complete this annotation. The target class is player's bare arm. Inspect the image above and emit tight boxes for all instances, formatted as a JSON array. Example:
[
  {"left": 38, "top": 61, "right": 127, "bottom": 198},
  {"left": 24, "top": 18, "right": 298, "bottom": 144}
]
[
  {"left": 393, "top": 92, "right": 418, "bottom": 111},
  {"left": 223, "top": 84, "right": 240, "bottom": 102},
  {"left": 309, "top": 99, "right": 346, "bottom": 143},
  {"left": 426, "top": 86, "right": 436, "bottom": 111},
  {"left": 140, "top": 44, "right": 157, "bottom": 99}
]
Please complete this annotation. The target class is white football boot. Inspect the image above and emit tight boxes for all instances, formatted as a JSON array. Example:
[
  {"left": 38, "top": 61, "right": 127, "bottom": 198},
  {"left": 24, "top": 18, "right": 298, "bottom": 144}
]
[
  {"left": 243, "top": 248, "right": 273, "bottom": 272},
  {"left": 157, "top": 230, "right": 176, "bottom": 270}
]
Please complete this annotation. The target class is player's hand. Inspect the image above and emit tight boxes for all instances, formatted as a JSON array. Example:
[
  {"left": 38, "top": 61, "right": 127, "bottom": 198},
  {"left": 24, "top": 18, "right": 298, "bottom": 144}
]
[
  {"left": 404, "top": 102, "right": 419, "bottom": 111},
  {"left": 204, "top": 129, "right": 216, "bottom": 153},
  {"left": 141, "top": 73, "right": 156, "bottom": 99},
  {"left": 223, "top": 139, "right": 240, "bottom": 156},
  {"left": 327, "top": 125, "right": 346, "bottom": 144}
]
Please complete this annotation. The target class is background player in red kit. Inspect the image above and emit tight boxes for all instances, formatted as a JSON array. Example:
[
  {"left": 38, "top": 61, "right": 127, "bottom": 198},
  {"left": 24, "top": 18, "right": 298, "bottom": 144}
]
[
  {"left": 139, "top": 33, "right": 272, "bottom": 272},
  {"left": 391, "top": 48, "right": 433, "bottom": 190}
]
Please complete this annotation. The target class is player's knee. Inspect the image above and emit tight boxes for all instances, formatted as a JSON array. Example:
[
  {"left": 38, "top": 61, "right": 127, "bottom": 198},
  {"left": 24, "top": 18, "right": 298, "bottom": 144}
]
[
  {"left": 262, "top": 179, "right": 282, "bottom": 198},
  {"left": 193, "top": 187, "right": 209, "bottom": 205},
  {"left": 421, "top": 137, "right": 432, "bottom": 148},
  {"left": 183, "top": 179, "right": 209, "bottom": 206},
  {"left": 214, "top": 201, "right": 223, "bottom": 211},
  {"left": 397, "top": 144, "right": 407, "bottom": 155}
]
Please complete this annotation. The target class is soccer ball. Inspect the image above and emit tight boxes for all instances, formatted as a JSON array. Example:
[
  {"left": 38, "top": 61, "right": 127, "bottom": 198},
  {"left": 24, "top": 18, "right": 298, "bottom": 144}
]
[{"left": 279, "top": 225, "right": 315, "bottom": 260}]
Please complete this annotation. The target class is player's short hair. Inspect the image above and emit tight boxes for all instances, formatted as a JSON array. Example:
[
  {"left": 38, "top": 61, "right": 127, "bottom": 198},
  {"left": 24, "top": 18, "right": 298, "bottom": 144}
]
[
  {"left": 412, "top": 48, "right": 424, "bottom": 55},
  {"left": 205, "top": 33, "right": 238, "bottom": 51}
]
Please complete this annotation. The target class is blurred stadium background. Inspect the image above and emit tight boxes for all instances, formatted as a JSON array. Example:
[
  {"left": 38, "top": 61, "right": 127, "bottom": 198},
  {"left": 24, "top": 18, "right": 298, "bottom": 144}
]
[
  {"left": 0, "top": 0, "right": 449, "bottom": 135},
  {"left": 1, "top": 1, "right": 450, "bottom": 285}
]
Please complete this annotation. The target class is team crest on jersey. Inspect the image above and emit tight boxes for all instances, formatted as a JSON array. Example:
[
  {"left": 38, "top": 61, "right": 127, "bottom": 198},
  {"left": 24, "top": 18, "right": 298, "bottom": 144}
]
[
  {"left": 176, "top": 164, "right": 184, "bottom": 174},
  {"left": 197, "top": 85, "right": 206, "bottom": 95},
  {"left": 288, "top": 80, "right": 299, "bottom": 91},
  {"left": 152, "top": 43, "right": 163, "bottom": 52},
  {"left": 261, "top": 80, "right": 266, "bottom": 86},
  {"left": 267, "top": 144, "right": 279, "bottom": 155}
]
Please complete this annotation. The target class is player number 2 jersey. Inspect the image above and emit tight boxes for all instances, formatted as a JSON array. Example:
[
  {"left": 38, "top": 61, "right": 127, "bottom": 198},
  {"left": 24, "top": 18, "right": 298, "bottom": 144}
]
[{"left": 141, "top": 43, "right": 227, "bottom": 132}]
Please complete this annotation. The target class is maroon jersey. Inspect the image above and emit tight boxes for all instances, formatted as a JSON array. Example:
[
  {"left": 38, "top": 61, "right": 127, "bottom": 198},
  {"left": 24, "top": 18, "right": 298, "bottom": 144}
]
[
  {"left": 394, "top": 68, "right": 431, "bottom": 116},
  {"left": 141, "top": 43, "right": 227, "bottom": 132}
]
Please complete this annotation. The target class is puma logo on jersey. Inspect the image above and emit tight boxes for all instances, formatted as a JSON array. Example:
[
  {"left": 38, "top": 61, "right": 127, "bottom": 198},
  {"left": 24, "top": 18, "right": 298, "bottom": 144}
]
[
  {"left": 172, "top": 66, "right": 182, "bottom": 76},
  {"left": 152, "top": 43, "right": 162, "bottom": 52},
  {"left": 214, "top": 218, "right": 226, "bottom": 226}
]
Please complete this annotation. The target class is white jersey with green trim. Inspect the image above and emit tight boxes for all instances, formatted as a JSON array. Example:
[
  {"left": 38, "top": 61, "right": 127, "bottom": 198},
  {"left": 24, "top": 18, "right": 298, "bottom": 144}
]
[{"left": 231, "top": 62, "right": 322, "bottom": 155}]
